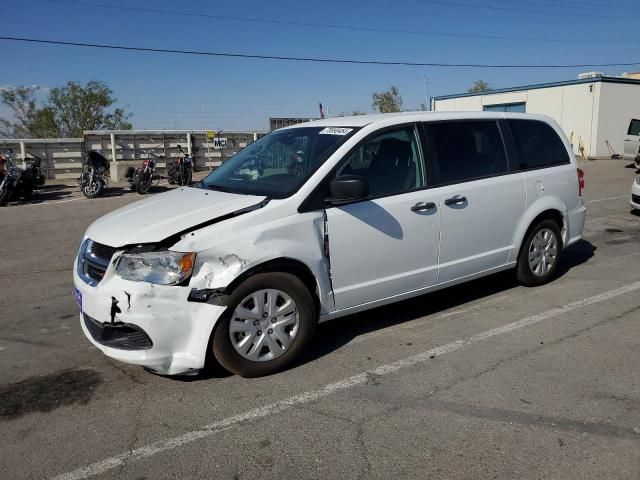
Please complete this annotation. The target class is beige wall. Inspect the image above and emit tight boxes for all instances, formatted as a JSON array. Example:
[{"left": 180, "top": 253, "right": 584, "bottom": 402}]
[{"left": 595, "top": 83, "right": 640, "bottom": 157}]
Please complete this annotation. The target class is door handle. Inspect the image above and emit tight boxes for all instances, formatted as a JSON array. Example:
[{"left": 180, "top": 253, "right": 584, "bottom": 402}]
[
  {"left": 444, "top": 195, "right": 467, "bottom": 206},
  {"left": 411, "top": 201, "right": 436, "bottom": 212}
]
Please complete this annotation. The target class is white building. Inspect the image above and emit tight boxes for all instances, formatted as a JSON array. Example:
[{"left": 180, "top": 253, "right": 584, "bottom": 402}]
[{"left": 433, "top": 75, "right": 640, "bottom": 158}]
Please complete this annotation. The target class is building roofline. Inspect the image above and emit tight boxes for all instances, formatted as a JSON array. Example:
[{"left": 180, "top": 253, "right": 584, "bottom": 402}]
[{"left": 433, "top": 76, "right": 640, "bottom": 101}]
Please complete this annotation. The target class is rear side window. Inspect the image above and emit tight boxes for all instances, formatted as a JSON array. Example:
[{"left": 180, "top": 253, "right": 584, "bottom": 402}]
[
  {"left": 508, "top": 120, "right": 570, "bottom": 170},
  {"left": 425, "top": 121, "right": 508, "bottom": 186},
  {"left": 628, "top": 119, "right": 640, "bottom": 136}
]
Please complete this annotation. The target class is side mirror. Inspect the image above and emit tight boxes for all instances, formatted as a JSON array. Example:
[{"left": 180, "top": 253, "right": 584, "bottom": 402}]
[{"left": 327, "top": 175, "right": 369, "bottom": 205}]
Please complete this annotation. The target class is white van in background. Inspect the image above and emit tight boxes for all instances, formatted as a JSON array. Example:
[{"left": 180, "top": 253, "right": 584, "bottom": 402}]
[
  {"left": 624, "top": 118, "right": 640, "bottom": 169},
  {"left": 73, "top": 112, "right": 586, "bottom": 377}
]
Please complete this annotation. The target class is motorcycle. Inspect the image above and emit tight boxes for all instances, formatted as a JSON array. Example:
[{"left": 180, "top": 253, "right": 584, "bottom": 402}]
[
  {"left": 0, "top": 149, "right": 46, "bottom": 205},
  {"left": 166, "top": 144, "right": 193, "bottom": 186},
  {"left": 124, "top": 150, "right": 161, "bottom": 194},
  {"left": 77, "top": 150, "right": 110, "bottom": 198}
]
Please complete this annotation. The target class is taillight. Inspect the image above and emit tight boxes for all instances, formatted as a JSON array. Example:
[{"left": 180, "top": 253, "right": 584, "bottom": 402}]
[{"left": 577, "top": 168, "right": 585, "bottom": 196}]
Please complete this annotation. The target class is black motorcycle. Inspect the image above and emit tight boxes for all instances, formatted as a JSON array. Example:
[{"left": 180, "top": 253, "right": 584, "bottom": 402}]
[
  {"left": 0, "top": 149, "right": 46, "bottom": 205},
  {"left": 124, "top": 150, "right": 161, "bottom": 194},
  {"left": 77, "top": 150, "right": 110, "bottom": 198},
  {"left": 166, "top": 145, "right": 193, "bottom": 186}
]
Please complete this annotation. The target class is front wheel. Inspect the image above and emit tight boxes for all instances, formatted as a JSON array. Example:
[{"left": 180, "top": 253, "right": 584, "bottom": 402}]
[
  {"left": 0, "top": 187, "right": 11, "bottom": 205},
  {"left": 212, "top": 273, "right": 317, "bottom": 377},
  {"left": 135, "top": 174, "right": 152, "bottom": 194},
  {"left": 181, "top": 168, "right": 192, "bottom": 186},
  {"left": 516, "top": 219, "right": 562, "bottom": 287},
  {"left": 81, "top": 177, "right": 104, "bottom": 198}
]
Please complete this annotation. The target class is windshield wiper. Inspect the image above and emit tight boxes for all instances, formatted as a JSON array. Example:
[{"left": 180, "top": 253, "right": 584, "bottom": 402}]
[{"left": 204, "top": 184, "right": 234, "bottom": 193}]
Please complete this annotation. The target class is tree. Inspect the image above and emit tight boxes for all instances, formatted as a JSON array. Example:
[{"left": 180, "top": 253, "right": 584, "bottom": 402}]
[
  {"left": 468, "top": 80, "right": 491, "bottom": 93},
  {"left": 48, "top": 80, "right": 132, "bottom": 137},
  {"left": 339, "top": 110, "right": 367, "bottom": 117},
  {"left": 0, "top": 80, "right": 133, "bottom": 138},
  {"left": 0, "top": 86, "right": 59, "bottom": 138},
  {"left": 372, "top": 86, "right": 403, "bottom": 113}
]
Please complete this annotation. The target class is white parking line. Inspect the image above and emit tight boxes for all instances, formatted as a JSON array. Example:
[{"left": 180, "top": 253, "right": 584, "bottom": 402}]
[
  {"left": 585, "top": 195, "right": 627, "bottom": 204},
  {"left": 53, "top": 280, "right": 640, "bottom": 480}
]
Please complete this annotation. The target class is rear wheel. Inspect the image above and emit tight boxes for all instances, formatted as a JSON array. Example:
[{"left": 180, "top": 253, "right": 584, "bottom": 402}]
[
  {"left": 212, "top": 272, "right": 317, "bottom": 377},
  {"left": 516, "top": 219, "right": 562, "bottom": 286}
]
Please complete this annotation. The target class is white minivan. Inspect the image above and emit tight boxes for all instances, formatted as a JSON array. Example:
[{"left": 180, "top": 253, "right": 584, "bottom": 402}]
[{"left": 74, "top": 112, "right": 586, "bottom": 377}]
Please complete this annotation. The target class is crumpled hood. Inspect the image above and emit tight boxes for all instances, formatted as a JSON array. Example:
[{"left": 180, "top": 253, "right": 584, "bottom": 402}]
[{"left": 85, "top": 187, "right": 266, "bottom": 248}]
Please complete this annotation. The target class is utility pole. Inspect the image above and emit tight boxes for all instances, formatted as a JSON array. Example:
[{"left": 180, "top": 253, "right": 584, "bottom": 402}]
[
  {"left": 423, "top": 74, "right": 430, "bottom": 111},
  {"left": 202, "top": 103, "right": 207, "bottom": 131}
]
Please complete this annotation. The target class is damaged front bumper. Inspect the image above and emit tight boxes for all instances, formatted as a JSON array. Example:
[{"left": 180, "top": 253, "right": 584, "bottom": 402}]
[{"left": 73, "top": 256, "right": 227, "bottom": 375}]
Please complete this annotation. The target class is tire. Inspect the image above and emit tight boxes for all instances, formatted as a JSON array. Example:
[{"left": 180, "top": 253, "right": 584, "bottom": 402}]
[
  {"left": 82, "top": 177, "right": 104, "bottom": 198},
  {"left": 516, "top": 219, "right": 562, "bottom": 287},
  {"left": 182, "top": 168, "right": 192, "bottom": 186},
  {"left": 22, "top": 185, "right": 33, "bottom": 200},
  {"left": 166, "top": 162, "right": 177, "bottom": 184},
  {"left": 0, "top": 187, "right": 10, "bottom": 205},
  {"left": 135, "top": 175, "right": 152, "bottom": 194},
  {"left": 212, "top": 272, "right": 317, "bottom": 377}
]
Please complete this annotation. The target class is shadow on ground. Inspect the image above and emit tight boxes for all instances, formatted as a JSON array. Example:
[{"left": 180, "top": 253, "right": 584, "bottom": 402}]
[{"left": 300, "top": 239, "right": 596, "bottom": 370}]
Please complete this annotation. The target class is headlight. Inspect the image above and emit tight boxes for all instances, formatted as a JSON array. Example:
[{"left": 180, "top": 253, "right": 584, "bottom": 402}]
[
  {"left": 635, "top": 176, "right": 640, "bottom": 185},
  {"left": 115, "top": 251, "right": 196, "bottom": 285}
]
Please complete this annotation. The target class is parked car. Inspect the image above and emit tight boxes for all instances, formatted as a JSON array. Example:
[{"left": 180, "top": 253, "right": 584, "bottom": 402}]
[
  {"left": 623, "top": 118, "right": 640, "bottom": 169},
  {"left": 73, "top": 112, "right": 586, "bottom": 377},
  {"left": 631, "top": 176, "right": 640, "bottom": 211}
]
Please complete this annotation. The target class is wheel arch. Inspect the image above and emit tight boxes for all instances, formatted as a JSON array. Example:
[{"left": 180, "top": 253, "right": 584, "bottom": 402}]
[
  {"left": 223, "top": 257, "right": 323, "bottom": 314},
  {"left": 511, "top": 199, "right": 567, "bottom": 263}
]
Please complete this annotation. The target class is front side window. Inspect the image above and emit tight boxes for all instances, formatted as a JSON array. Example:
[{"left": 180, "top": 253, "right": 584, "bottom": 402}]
[
  {"left": 201, "top": 126, "right": 358, "bottom": 198},
  {"left": 628, "top": 119, "right": 640, "bottom": 136},
  {"left": 426, "top": 121, "right": 508, "bottom": 186},
  {"left": 508, "top": 120, "right": 570, "bottom": 170},
  {"left": 335, "top": 126, "right": 425, "bottom": 198}
]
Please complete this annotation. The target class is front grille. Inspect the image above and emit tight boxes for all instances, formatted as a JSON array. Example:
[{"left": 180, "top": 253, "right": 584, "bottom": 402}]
[
  {"left": 77, "top": 239, "right": 117, "bottom": 286},
  {"left": 88, "top": 241, "right": 117, "bottom": 260},
  {"left": 83, "top": 314, "right": 153, "bottom": 350},
  {"left": 632, "top": 194, "right": 640, "bottom": 204}
]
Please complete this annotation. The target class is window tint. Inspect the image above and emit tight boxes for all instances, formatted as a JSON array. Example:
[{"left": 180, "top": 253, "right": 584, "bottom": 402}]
[
  {"left": 508, "top": 120, "right": 570, "bottom": 170},
  {"left": 426, "top": 121, "right": 508, "bottom": 185},
  {"left": 628, "top": 119, "right": 640, "bottom": 136},
  {"left": 336, "top": 126, "right": 425, "bottom": 198}
]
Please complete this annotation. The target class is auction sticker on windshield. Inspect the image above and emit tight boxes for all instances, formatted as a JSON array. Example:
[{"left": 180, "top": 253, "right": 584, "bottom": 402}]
[{"left": 319, "top": 127, "right": 353, "bottom": 135}]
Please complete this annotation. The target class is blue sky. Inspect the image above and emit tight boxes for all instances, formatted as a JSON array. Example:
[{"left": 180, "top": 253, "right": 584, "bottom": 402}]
[{"left": 1, "top": 0, "right": 638, "bottom": 131}]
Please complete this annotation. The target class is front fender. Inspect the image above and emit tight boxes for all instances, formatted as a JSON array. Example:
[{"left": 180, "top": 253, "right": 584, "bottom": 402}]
[
  {"left": 508, "top": 195, "right": 567, "bottom": 264},
  {"left": 185, "top": 211, "right": 333, "bottom": 316}
]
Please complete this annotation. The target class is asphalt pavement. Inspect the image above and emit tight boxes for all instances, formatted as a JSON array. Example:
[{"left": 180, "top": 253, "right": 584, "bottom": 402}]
[{"left": 0, "top": 159, "right": 639, "bottom": 480}]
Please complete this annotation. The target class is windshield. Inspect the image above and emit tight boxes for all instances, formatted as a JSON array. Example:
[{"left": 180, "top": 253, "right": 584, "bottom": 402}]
[{"left": 200, "top": 126, "right": 359, "bottom": 198}]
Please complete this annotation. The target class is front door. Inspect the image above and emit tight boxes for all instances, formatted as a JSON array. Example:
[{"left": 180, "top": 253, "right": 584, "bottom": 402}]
[{"left": 325, "top": 125, "right": 440, "bottom": 311}]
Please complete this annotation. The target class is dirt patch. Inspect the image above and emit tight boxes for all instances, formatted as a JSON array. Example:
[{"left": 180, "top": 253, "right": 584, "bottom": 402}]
[{"left": 0, "top": 369, "right": 101, "bottom": 419}]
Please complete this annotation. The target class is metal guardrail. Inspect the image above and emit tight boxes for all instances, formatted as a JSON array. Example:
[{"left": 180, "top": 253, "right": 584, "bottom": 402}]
[{"left": 0, "top": 129, "right": 266, "bottom": 181}]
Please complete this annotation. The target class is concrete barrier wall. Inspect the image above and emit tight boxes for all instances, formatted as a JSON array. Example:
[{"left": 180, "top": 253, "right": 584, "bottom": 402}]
[{"left": 0, "top": 129, "right": 266, "bottom": 181}]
